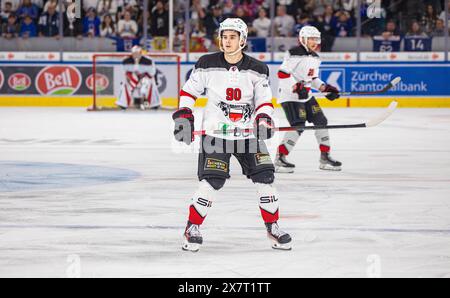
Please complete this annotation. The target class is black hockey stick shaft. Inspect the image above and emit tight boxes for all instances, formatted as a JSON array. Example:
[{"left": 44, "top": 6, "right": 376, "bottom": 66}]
[
  {"left": 193, "top": 101, "right": 398, "bottom": 136},
  {"left": 193, "top": 123, "right": 366, "bottom": 136},
  {"left": 312, "top": 76, "right": 402, "bottom": 97}
]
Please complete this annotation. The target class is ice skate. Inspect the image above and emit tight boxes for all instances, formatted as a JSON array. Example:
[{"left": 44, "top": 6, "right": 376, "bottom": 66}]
[
  {"left": 275, "top": 154, "right": 295, "bottom": 173},
  {"left": 265, "top": 222, "right": 292, "bottom": 250},
  {"left": 319, "top": 152, "right": 342, "bottom": 171},
  {"left": 182, "top": 221, "right": 203, "bottom": 252}
]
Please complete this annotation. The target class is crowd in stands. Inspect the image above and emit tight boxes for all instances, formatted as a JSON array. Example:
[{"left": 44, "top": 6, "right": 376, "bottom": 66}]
[{"left": 1, "top": 0, "right": 449, "bottom": 51}]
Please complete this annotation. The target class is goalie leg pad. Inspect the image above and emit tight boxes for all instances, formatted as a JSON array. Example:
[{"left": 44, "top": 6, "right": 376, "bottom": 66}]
[
  {"left": 139, "top": 77, "right": 152, "bottom": 99},
  {"left": 116, "top": 82, "right": 134, "bottom": 109}
]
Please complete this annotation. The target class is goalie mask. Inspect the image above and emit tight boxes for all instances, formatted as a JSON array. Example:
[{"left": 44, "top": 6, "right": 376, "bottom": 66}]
[
  {"left": 131, "top": 45, "right": 143, "bottom": 54},
  {"left": 218, "top": 18, "right": 248, "bottom": 56},
  {"left": 298, "top": 26, "right": 321, "bottom": 50}
]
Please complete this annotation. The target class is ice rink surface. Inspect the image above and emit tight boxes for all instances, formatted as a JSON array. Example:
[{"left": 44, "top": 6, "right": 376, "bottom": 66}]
[{"left": 0, "top": 106, "right": 449, "bottom": 277}]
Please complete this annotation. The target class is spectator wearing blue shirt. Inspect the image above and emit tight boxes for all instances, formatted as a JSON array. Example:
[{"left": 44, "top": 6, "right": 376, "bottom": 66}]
[
  {"left": 83, "top": 8, "right": 101, "bottom": 37},
  {"left": 332, "top": 11, "right": 353, "bottom": 37},
  {"left": 19, "top": 15, "right": 37, "bottom": 38},
  {"left": 16, "top": 0, "right": 39, "bottom": 21},
  {"left": 294, "top": 13, "right": 313, "bottom": 36},
  {"left": 315, "top": 5, "right": 337, "bottom": 52},
  {"left": 38, "top": 4, "right": 59, "bottom": 37}
]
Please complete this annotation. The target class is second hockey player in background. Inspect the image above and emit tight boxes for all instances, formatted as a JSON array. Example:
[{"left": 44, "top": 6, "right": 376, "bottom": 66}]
[{"left": 275, "top": 26, "right": 342, "bottom": 173}]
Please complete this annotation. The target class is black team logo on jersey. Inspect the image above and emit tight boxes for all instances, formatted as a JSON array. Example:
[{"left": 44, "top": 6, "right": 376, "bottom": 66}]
[{"left": 218, "top": 102, "right": 253, "bottom": 123}]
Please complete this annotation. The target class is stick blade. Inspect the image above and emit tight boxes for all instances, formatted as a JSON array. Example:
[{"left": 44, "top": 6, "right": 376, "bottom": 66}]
[
  {"left": 391, "top": 76, "right": 402, "bottom": 87},
  {"left": 365, "top": 101, "right": 398, "bottom": 127}
]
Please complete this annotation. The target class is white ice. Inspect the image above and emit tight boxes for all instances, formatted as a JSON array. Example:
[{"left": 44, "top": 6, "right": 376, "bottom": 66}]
[{"left": 0, "top": 106, "right": 449, "bottom": 277}]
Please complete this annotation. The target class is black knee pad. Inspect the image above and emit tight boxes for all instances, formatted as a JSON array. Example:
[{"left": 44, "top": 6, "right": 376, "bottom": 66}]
[
  {"left": 205, "top": 177, "right": 226, "bottom": 190},
  {"left": 251, "top": 170, "right": 274, "bottom": 184}
]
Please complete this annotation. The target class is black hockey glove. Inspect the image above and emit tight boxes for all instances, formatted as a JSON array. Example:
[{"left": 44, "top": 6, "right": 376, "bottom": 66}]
[
  {"left": 254, "top": 113, "right": 274, "bottom": 140},
  {"left": 293, "top": 82, "right": 309, "bottom": 100},
  {"left": 172, "top": 108, "right": 194, "bottom": 145},
  {"left": 323, "top": 84, "right": 340, "bottom": 101}
]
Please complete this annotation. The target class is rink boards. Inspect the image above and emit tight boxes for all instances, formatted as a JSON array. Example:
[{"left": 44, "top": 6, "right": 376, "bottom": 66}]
[{"left": 0, "top": 62, "right": 449, "bottom": 108}]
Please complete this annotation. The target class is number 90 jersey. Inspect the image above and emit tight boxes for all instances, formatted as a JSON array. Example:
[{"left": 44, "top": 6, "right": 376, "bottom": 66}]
[{"left": 179, "top": 52, "right": 274, "bottom": 140}]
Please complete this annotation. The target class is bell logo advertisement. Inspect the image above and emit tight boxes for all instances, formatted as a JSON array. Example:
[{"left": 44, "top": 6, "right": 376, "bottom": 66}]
[
  {"left": 86, "top": 73, "right": 110, "bottom": 92},
  {"left": 8, "top": 73, "right": 32, "bottom": 91},
  {"left": 36, "top": 66, "right": 82, "bottom": 95}
]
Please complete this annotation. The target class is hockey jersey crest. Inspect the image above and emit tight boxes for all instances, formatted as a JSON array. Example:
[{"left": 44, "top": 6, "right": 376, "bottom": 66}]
[{"left": 218, "top": 101, "right": 253, "bottom": 123}]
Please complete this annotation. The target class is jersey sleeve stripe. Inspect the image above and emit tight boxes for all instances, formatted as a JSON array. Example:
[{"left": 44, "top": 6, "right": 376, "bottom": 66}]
[
  {"left": 180, "top": 90, "right": 197, "bottom": 100},
  {"left": 256, "top": 102, "right": 274, "bottom": 112},
  {"left": 277, "top": 71, "right": 291, "bottom": 79}
]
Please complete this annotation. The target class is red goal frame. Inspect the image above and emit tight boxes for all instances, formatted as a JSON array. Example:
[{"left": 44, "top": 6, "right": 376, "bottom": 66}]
[{"left": 89, "top": 53, "right": 181, "bottom": 111}]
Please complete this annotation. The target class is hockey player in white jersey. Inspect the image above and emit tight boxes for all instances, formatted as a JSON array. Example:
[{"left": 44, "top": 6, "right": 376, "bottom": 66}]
[
  {"left": 116, "top": 46, "right": 161, "bottom": 110},
  {"left": 171, "top": 18, "right": 291, "bottom": 252},
  {"left": 275, "top": 26, "right": 342, "bottom": 173}
]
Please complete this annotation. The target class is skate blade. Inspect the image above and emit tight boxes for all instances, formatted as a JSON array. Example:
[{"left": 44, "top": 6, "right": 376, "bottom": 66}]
[
  {"left": 275, "top": 166, "right": 295, "bottom": 173},
  {"left": 268, "top": 234, "right": 292, "bottom": 250},
  {"left": 271, "top": 242, "right": 292, "bottom": 251},
  {"left": 182, "top": 240, "right": 200, "bottom": 252},
  {"left": 319, "top": 164, "right": 342, "bottom": 171}
]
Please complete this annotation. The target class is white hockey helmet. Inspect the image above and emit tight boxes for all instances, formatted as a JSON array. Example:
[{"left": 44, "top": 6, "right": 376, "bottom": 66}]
[
  {"left": 299, "top": 26, "right": 321, "bottom": 48},
  {"left": 218, "top": 18, "right": 248, "bottom": 54}
]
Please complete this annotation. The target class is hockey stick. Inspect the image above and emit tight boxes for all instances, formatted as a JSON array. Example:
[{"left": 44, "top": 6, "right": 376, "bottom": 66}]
[
  {"left": 311, "top": 76, "right": 402, "bottom": 97},
  {"left": 193, "top": 101, "right": 398, "bottom": 136}
]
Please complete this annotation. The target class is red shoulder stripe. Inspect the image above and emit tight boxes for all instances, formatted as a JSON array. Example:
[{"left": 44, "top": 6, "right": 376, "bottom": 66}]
[
  {"left": 277, "top": 71, "right": 291, "bottom": 79},
  {"left": 180, "top": 90, "right": 197, "bottom": 100},
  {"left": 256, "top": 102, "right": 274, "bottom": 112}
]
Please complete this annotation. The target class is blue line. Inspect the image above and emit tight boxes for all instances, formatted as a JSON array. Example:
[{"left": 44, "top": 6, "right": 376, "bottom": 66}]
[{"left": 0, "top": 224, "right": 448, "bottom": 234}]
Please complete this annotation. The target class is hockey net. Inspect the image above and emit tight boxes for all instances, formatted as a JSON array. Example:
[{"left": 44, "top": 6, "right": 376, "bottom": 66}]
[{"left": 88, "top": 53, "right": 181, "bottom": 111}]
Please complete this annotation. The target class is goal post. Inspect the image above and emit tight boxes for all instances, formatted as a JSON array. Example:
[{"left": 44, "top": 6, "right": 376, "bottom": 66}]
[{"left": 88, "top": 53, "right": 181, "bottom": 111}]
